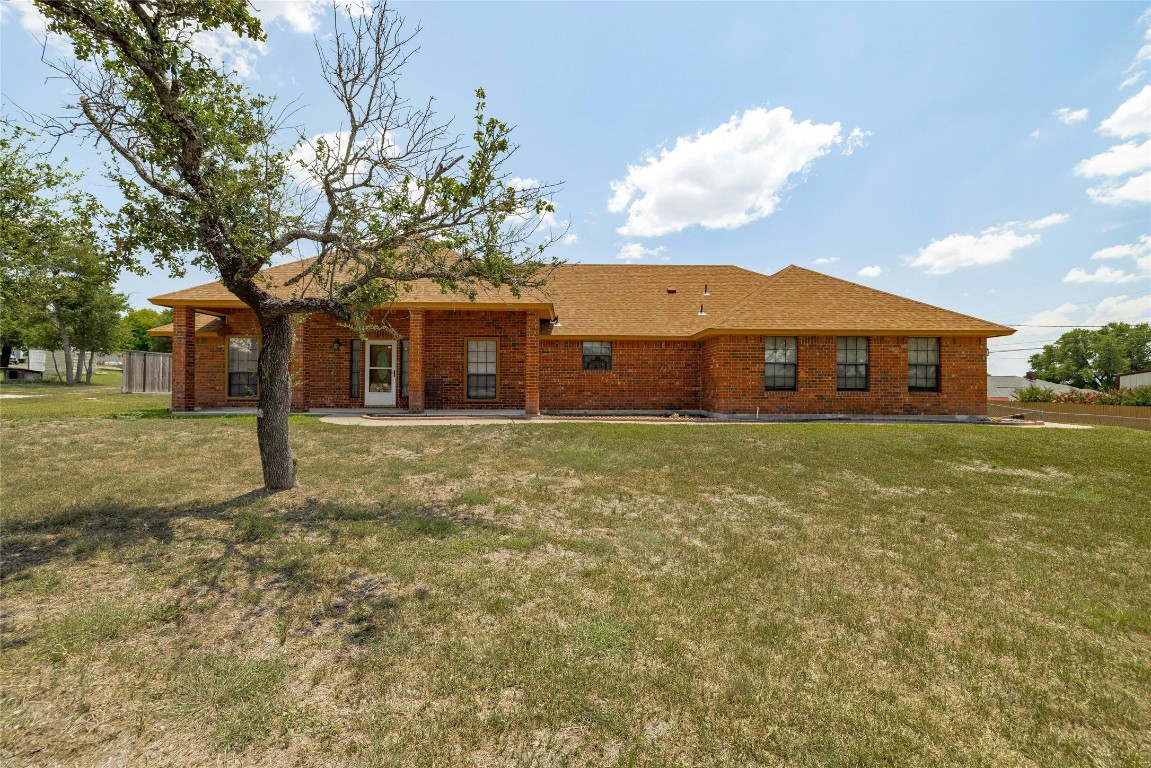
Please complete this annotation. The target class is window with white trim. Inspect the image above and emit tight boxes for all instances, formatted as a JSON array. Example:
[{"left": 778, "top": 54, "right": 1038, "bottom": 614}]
[
  {"left": 227, "top": 337, "right": 258, "bottom": 398},
  {"left": 836, "top": 337, "right": 868, "bottom": 391},
  {"left": 466, "top": 340, "right": 497, "bottom": 400}
]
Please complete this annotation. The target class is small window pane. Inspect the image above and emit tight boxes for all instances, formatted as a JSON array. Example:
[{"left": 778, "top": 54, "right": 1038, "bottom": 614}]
[
  {"left": 582, "top": 341, "right": 612, "bottom": 370},
  {"left": 228, "top": 337, "right": 258, "bottom": 398}
]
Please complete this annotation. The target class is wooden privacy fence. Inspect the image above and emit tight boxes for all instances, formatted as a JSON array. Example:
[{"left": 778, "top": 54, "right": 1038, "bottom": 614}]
[
  {"left": 122, "top": 350, "right": 172, "bottom": 394},
  {"left": 988, "top": 401, "right": 1151, "bottom": 431}
]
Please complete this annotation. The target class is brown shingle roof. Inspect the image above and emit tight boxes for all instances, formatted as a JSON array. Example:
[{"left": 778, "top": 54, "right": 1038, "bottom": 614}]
[
  {"left": 149, "top": 260, "right": 1013, "bottom": 339},
  {"left": 703, "top": 265, "right": 1014, "bottom": 336},
  {"left": 146, "top": 313, "right": 224, "bottom": 337}
]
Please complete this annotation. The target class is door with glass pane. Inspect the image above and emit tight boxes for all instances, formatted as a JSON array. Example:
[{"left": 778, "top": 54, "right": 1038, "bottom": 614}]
[{"left": 365, "top": 340, "right": 397, "bottom": 406}]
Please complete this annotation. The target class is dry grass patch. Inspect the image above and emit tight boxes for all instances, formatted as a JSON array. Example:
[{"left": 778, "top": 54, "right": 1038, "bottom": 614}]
[{"left": 1, "top": 391, "right": 1149, "bottom": 766}]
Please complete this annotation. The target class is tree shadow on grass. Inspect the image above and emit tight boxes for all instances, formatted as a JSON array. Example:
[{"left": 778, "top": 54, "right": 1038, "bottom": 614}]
[{"left": 0, "top": 491, "right": 487, "bottom": 648}]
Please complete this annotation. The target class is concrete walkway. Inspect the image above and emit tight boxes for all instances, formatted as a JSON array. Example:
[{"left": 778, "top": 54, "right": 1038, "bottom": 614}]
[{"left": 318, "top": 415, "right": 1092, "bottom": 428}]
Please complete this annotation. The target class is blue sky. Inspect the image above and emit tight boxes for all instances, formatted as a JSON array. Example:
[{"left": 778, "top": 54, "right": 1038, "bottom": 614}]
[{"left": 3, "top": 1, "right": 1149, "bottom": 374}]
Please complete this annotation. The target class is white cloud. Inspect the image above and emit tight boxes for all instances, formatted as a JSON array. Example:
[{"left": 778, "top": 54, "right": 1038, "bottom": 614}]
[
  {"left": 1088, "top": 293, "right": 1151, "bottom": 324},
  {"left": 193, "top": 29, "right": 266, "bottom": 79},
  {"left": 1054, "top": 107, "right": 1089, "bottom": 125},
  {"left": 1030, "top": 128, "right": 1042, "bottom": 139},
  {"left": 1075, "top": 138, "right": 1151, "bottom": 178},
  {"left": 1028, "top": 212, "right": 1071, "bottom": 229},
  {"left": 1099, "top": 85, "right": 1151, "bottom": 138},
  {"left": 608, "top": 107, "right": 845, "bottom": 237},
  {"left": 1065, "top": 235, "right": 1150, "bottom": 286},
  {"left": 2, "top": 0, "right": 72, "bottom": 53},
  {"left": 857, "top": 266, "right": 884, "bottom": 277},
  {"left": 1086, "top": 170, "right": 1151, "bottom": 205},
  {"left": 615, "top": 243, "right": 665, "bottom": 261},
  {"left": 842, "top": 127, "right": 872, "bottom": 155},
  {"left": 1063, "top": 266, "right": 1142, "bottom": 284},
  {"left": 1092, "top": 235, "right": 1151, "bottom": 262},
  {"left": 560, "top": 232, "right": 580, "bottom": 246},
  {"left": 910, "top": 216, "right": 1068, "bottom": 276},
  {"left": 251, "top": 0, "right": 331, "bottom": 34},
  {"left": 1121, "top": 71, "right": 1146, "bottom": 89},
  {"left": 812, "top": 257, "right": 839, "bottom": 265}
]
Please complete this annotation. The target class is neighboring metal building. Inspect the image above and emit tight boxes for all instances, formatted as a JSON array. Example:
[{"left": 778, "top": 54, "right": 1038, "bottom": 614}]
[
  {"left": 987, "top": 375, "right": 1098, "bottom": 401},
  {"left": 1118, "top": 370, "right": 1151, "bottom": 389}
]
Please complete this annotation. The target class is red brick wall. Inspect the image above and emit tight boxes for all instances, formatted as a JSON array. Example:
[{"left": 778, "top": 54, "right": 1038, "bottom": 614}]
[
  {"left": 174, "top": 309, "right": 987, "bottom": 417},
  {"left": 423, "top": 310, "right": 527, "bottom": 410},
  {"left": 302, "top": 310, "right": 410, "bottom": 410},
  {"left": 700, "top": 334, "right": 987, "bottom": 415},
  {"left": 539, "top": 339, "right": 702, "bottom": 411},
  {"left": 172, "top": 306, "right": 197, "bottom": 412}
]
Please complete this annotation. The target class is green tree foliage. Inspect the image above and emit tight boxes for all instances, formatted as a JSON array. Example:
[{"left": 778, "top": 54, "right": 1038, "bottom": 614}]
[
  {"left": 121, "top": 307, "right": 173, "bottom": 352},
  {"left": 1028, "top": 323, "right": 1151, "bottom": 390},
  {"left": 36, "top": 0, "right": 561, "bottom": 489},
  {"left": 0, "top": 124, "right": 133, "bottom": 383}
]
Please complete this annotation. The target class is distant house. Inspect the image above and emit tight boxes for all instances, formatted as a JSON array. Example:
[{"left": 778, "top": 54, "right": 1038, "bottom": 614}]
[
  {"left": 987, "top": 374, "right": 1098, "bottom": 401},
  {"left": 1118, "top": 370, "right": 1151, "bottom": 389},
  {"left": 147, "top": 259, "right": 1014, "bottom": 418}
]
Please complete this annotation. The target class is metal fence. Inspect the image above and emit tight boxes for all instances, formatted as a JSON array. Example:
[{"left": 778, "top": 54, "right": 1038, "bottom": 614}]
[
  {"left": 122, "top": 350, "right": 172, "bottom": 394},
  {"left": 988, "top": 401, "right": 1151, "bottom": 431}
]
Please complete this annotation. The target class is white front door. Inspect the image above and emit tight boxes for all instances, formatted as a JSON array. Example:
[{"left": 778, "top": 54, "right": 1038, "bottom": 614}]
[{"left": 364, "top": 340, "right": 397, "bottom": 407}]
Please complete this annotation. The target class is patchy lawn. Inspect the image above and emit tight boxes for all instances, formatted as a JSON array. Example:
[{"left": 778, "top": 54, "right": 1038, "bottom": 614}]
[{"left": 1, "top": 387, "right": 1148, "bottom": 766}]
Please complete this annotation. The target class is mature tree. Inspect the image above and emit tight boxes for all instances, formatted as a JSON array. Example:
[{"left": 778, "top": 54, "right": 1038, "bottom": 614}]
[
  {"left": 1029, "top": 322, "right": 1151, "bottom": 389},
  {"left": 0, "top": 124, "right": 131, "bottom": 382},
  {"left": 121, "top": 307, "right": 173, "bottom": 352},
  {"left": 37, "top": 0, "right": 560, "bottom": 490}
]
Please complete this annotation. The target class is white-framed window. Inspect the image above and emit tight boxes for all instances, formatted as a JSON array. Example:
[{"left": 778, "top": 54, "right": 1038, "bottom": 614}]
[
  {"left": 227, "top": 336, "right": 259, "bottom": 398},
  {"left": 837, "top": 337, "right": 868, "bottom": 391},
  {"left": 909, "top": 337, "right": 940, "bottom": 392},
  {"left": 466, "top": 339, "right": 498, "bottom": 400},
  {"left": 582, "top": 341, "right": 612, "bottom": 370}
]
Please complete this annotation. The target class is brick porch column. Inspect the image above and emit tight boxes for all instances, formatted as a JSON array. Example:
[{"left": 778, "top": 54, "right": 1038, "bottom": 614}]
[
  {"left": 172, "top": 305, "right": 196, "bottom": 412},
  {"left": 524, "top": 310, "right": 539, "bottom": 416},
  {"left": 290, "top": 318, "right": 306, "bottom": 412},
  {"left": 408, "top": 309, "right": 426, "bottom": 413}
]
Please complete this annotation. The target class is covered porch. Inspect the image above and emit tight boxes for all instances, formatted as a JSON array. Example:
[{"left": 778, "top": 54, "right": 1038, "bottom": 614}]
[{"left": 168, "top": 305, "right": 544, "bottom": 415}]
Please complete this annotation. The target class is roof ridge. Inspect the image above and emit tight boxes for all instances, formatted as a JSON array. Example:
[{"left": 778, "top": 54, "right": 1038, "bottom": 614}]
[
  {"left": 748, "top": 264, "right": 1014, "bottom": 333},
  {"left": 700, "top": 265, "right": 789, "bottom": 329}
]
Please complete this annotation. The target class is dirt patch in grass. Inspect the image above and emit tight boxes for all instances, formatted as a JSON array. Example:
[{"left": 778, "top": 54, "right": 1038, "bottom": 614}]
[{"left": 1, "top": 419, "right": 1148, "bottom": 766}]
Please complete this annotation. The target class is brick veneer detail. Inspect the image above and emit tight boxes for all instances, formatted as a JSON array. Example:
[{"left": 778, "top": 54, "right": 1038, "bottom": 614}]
[{"left": 172, "top": 310, "right": 988, "bottom": 416}]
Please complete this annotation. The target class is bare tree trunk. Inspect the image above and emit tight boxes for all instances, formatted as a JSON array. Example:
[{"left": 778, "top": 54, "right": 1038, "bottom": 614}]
[
  {"left": 73, "top": 349, "right": 86, "bottom": 383},
  {"left": 1, "top": 343, "right": 12, "bottom": 369},
  {"left": 52, "top": 302, "right": 75, "bottom": 385},
  {"left": 256, "top": 313, "right": 298, "bottom": 490},
  {"left": 85, "top": 350, "right": 97, "bottom": 383}
]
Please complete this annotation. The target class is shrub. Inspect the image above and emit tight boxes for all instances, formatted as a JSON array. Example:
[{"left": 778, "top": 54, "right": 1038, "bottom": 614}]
[
  {"left": 1014, "top": 384, "right": 1151, "bottom": 406},
  {"left": 1013, "top": 385, "right": 1055, "bottom": 402}
]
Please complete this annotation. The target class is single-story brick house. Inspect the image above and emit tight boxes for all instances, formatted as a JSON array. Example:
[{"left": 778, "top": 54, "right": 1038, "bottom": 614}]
[{"left": 148, "top": 261, "right": 1013, "bottom": 418}]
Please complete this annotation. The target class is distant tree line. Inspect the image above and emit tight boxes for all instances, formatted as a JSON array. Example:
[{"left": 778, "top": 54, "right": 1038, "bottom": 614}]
[
  {"left": 1028, "top": 323, "right": 1151, "bottom": 391},
  {"left": 1, "top": 126, "right": 170, "bottom": 382}
]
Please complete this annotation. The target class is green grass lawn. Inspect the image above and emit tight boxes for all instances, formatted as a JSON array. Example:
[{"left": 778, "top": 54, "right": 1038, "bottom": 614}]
[{"left": 1, "top": 382, "right": 1148, "bottom": 766}]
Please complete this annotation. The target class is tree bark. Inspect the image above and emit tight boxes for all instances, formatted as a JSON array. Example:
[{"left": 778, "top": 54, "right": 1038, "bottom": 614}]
[
  {"left": 53, "top": 303, "right": 75, "bottom": 385},
  {"left": 1, "top": 344, "right": 11, "bottom": 369},
  {"left": 256, "top": 312, "right": 298, "bottom": 490},
  {"left": 73, "top": 349, "right": 85, "bottom": 383},
  {"left": 85, "top": 350, "right": 96, "bottom": 383}
]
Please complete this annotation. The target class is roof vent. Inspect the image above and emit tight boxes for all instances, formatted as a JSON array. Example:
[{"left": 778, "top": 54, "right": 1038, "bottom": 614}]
[
  {"left": 703, "top": 283, "right": 710, "bottom": 296},
  {"left": 666, "top": 287, "right": 677, "bottom": 294},
  {"left": 551, "top": 316, "right": 562, "bottom": 328},
  {"left": 698, "top": 304, "right": 708, "bottom": 316}
]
